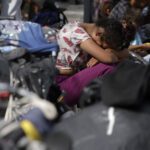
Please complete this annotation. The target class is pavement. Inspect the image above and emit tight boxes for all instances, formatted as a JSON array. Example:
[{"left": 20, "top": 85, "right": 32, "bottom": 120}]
[{"left": 56, "top": 2, "right": 84, "bottom": 22}]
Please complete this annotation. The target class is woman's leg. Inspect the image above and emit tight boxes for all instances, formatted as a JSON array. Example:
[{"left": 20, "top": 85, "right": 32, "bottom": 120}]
[
  {"left": 1, "top": 0, "right": 23, "bottom": 20},
  {"left": 59, "top": 63, "right": 116, "bottom": 106}
]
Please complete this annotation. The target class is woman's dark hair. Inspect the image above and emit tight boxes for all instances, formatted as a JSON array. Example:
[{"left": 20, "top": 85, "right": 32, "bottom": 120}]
[
  {"left": 95, "top": 17, "right": 136, "bottom": 51},
  {"left": 99, "top": 1, "right": 114, "bottom": 17},
  {"left": 122, "top": 8, "right": 142, "bottom": 27}
]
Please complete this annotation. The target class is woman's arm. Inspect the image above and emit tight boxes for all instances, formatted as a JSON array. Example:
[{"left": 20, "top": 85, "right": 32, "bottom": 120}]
[
  {"left": 129, "top": 43, "right": 150, "bottom": 51},
  {"left": 80, "top": 38, "right": 118, "bottom": 63},
  {"left": 86, "top": 48, "right": 129, "bottom": 68}
]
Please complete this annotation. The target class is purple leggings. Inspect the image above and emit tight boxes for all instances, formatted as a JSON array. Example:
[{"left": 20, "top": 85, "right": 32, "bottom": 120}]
[{"left": 56, "top": 63, "right": 116, "bottom": 106}]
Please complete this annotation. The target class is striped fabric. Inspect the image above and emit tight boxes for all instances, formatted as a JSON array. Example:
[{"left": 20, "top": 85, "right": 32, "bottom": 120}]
[{"left": 109, "top": 0, "right": 130, "bottom": 21}]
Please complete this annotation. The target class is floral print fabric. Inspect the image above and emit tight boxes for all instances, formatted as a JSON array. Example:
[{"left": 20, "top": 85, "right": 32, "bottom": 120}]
[{"left": 56, "top": 21, "right": 91, "bottom": 70}]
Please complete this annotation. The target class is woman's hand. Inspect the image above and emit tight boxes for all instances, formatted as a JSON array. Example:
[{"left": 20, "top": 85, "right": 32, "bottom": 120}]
[
  {"left": 57, "top": 67, "right": 75, "bottom": 75},
  {"left": 86, "top": 57, "right": 99, "bottom": 67}
]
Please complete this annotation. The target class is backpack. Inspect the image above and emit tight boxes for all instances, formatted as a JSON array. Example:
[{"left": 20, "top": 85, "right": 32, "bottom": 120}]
[
  {"left": 32, "top": 1, "right": 68, "bottom": 29},
  {"left": 79, "top": 59, "right": 150, "bottom": 109},
  {"left": 55, "top": 103, "right": 150, "bottom": 150},
  {"left": 9, "top": 52, "right": 60, "bottom": 100},
  {"left": 14, "top": 52, "right": 74, "bottom": 115}
]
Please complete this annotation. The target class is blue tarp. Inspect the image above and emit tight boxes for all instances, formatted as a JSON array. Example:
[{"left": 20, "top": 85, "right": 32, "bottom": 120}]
[{"left": 0, "top": 20, "right": 59, "bottom": 53}]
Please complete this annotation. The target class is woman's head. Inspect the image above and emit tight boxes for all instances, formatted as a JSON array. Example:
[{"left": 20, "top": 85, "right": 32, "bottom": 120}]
[
  {"left": 122, "top": 8, "right": 141, "bottom": 28},
  {"left": 130, "top": 0, "right": 149, "bottom": 9},
  {"left": 93, "top": 17, "right": 136, "bottom": 51},
  {"left": 100, "top": 1, "right": 114, "bottom": 17}
]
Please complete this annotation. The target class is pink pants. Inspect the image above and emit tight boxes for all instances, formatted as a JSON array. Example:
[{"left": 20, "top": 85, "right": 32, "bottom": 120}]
[{"left": 56, "top": 63, "right": 116, "bottom": 106}]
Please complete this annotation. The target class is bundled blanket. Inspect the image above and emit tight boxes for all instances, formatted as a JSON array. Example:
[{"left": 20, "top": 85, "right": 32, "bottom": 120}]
[{"left": 0, "top": 20, "right": 58, "bottom": 53}]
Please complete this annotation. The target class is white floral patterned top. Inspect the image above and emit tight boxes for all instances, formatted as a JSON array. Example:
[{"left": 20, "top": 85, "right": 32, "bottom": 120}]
[{"left": 56, "top": 21, "right": 91, "bottom": 70}]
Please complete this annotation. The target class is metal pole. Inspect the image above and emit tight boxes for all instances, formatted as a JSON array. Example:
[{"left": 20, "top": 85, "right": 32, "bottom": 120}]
[{"left": 83, "top": 0, "right": 93, "bottom": 23}]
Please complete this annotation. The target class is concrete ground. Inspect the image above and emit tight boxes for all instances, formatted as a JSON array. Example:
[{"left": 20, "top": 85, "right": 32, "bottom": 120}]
[{"left": 56, "top": 2, "right": 84, "bottom": 22}]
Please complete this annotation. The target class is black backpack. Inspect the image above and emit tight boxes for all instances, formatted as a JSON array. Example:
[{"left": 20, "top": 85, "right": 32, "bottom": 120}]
[
  {"left": 9, "top": 52, "right": 71, "bottom": 116},
  {"left": 55, "top": 103, "right": 150, "bottom": 150},
  {"left": 32, "top": 1, "right": 68, "bottom": 29},
  {"left": 79, "top": 60, "right": 150, "bottom": 109},
  {"left": 9, "top": 52, "right": 60, "bottom": 100}
]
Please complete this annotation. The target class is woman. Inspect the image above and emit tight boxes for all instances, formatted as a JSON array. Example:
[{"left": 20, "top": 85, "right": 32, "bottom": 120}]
[
  {"left": 55, "top": 17, "right": 135, "bottom": 106},
  {"left": 56, "top": 17, "right": 131, "bottom": 75}
]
